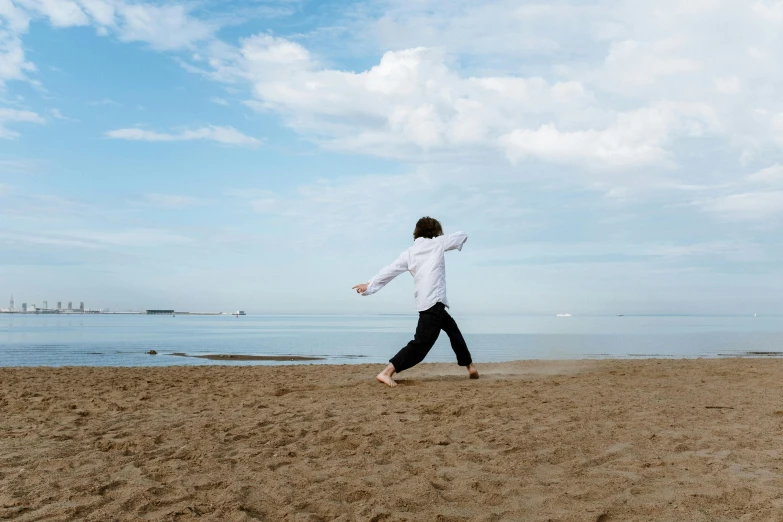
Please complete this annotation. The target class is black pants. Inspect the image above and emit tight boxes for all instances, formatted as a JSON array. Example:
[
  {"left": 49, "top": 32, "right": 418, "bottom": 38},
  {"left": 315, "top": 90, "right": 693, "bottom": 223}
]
[{"left": 390, "top": 302, "right": 472, "bottom": 373}]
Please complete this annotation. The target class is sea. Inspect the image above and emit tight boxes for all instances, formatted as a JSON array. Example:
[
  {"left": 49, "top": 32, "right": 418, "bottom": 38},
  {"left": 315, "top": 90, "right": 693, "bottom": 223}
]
[{"left": 0, "top": 313, "right": 781, "bottom": 367}]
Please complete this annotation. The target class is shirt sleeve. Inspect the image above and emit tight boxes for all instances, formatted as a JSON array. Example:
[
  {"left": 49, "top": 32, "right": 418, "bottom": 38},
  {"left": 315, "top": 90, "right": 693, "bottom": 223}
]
[
  {"left": 442, "top": 231, "right": 468, "bottom": 252},
  {"left": 363, "top": 251, "right": 410, "bottom": 296}
]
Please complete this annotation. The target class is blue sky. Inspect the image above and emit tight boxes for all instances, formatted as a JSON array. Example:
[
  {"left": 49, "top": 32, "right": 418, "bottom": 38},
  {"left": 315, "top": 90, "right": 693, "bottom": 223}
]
[{"left": 1, "top": 0, "right": 781, "bottom": 314}]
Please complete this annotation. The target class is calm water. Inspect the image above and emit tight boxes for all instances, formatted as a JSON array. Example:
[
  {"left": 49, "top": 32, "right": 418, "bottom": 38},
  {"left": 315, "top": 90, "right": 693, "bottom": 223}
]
[{"left": 0, "top": 313, "right": 781, "bottom": 367}]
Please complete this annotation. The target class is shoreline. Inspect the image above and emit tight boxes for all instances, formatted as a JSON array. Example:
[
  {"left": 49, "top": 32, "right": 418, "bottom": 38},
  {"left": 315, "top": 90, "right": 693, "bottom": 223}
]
[
  {"left": 3, "top": 359, "right": 783, "bottom": 520},
  {"left": 3, "top": 351, "right": 783, "bottom": 369}
]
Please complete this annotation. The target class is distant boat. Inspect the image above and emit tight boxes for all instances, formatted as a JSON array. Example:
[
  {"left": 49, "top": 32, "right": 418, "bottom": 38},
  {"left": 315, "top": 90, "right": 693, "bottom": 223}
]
[
  {"left": 556, "top": 313, "right": 572, "bottom": 317},
  {"left": 617, "top": 314, "right": 624, "bottom": 317},
  {"left": 234, "top": 310, "right": 246, "bottom": 317}
]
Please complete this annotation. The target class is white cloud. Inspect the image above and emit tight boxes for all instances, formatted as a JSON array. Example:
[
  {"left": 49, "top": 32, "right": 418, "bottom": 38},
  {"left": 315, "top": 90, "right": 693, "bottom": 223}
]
[
  {"left": 171, "top": 0, "right": 783, "bottom": 190},
  {"left": 77, "top": 0, "right": 115, "bottom": 26},
  {"left": 106, "top": 125, "right": 261, "bottom": 147},
  {"left": 0, "top": 2, "right": 31, "bottom": 33},
  {"left": 0, "top": 107, "right": 45, "bottom": 138},
  {"left": 748, "top": 164, "right": 783, "bottom": 186},
  {"left": 201, "top": 39, "right": 614, "bottom": 163},
  {"left": 190, "top": 30, "right": 725, "bottom": 176},
  {"left": 646, "top": 241, "right": 765, "bottom": 262},
  {"left": 17, "top": 0, "right": 89, "bottom": 27},
  {"left": 714, "top": 75, "right": 741, "bottom": 95},
  {"left": 370, "top": 0, "right": 582, "bottom": 58},
  {"left": 142, "top": 193, "right": 200, "bottom": 209},
  {"left": 697, "top": 191, "right": 783, "bottom": 222},
  {"left": 591, "top": 37, "right": 700, "bottom": 90},
  {"left": 75, "top": 228, "right": 193, "bottom": 247},
  {"left": 500, "top": 102, "right": 716, "bottom": 170},
  {"left": 0, "top": 33, "right": 35, "bottom": 85},
  {"left": 0, "top": 227, "right": 193, "bottom": 249},
  {"left": 23, "top": 0, "right": 214, "bottom": 49},
  {"left": 0, "top": 0, "right": 778, "bottom": 186},
  {"left": 695, "top": 163, "right": 783, "bottom": 223},
  {"left": 49, "top": 108, "right": 77, "bottom": 121},
  {"left": 89, "top": 98, "right": 119, "bottom": 106},
  {"left": 501, "top": 123, "right": 663, "bottom": 170},
  {"left": 0, "top": 229, "right": 100, "bottom": 249},
  {"left": 3, "top": 0, "right": 783, "bottom": 224},
  {"left": 1, "top": 0, "right": 777, "bottom": 189},
  {"left": 0, "top": 0, "right": 215, "bottom": 96},
  {"left": 114, "top": 3, "right": 214, "bottom": 51},
  {"left": 210, "top": 97, "right": 228, "bottom": 106}
]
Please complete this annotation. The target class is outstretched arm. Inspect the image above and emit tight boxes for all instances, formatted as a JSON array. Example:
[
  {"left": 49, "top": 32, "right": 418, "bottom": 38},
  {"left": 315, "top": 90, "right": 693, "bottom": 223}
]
[
  {"left": 442, "top": 231, "right": 468, "bottom": 251},
  {"left": 352, "top": 251, "right": 409, "bottom": 296}
]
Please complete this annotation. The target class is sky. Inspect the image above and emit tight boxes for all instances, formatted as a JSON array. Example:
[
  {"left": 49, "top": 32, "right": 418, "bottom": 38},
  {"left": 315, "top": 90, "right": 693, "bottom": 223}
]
[{"left": 0, "top": 0, "right": 781, "bottom": 315}]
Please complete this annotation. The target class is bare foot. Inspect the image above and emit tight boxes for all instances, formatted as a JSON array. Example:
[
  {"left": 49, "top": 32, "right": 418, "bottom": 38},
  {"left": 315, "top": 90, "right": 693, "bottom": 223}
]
[
  {"left": 376, "top": 363, "right": 398, "bottom": 387},
  {"left": 467, "top": 363, "right": 479, "bottom": 379},
  {"left": 376, "top": 373, "right": 398, "bottom": 387}
]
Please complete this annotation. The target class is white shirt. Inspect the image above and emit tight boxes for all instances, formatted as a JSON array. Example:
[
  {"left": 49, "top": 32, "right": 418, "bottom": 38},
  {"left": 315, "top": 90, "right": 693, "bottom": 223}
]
[{"left": 362, "top": 232, "right": 468, "bottom": 311}]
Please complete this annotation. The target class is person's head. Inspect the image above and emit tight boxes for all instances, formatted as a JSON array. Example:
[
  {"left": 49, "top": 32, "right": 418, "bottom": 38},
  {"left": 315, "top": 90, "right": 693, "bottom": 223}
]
[{"left": 413, "top": 216, "right": 443, "bottom": 240}]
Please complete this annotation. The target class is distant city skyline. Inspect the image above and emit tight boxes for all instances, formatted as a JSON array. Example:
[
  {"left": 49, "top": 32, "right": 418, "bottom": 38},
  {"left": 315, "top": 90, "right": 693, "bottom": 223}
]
[
  {"left": 1, "top": 292, "right": 248, "bottom": 316},
  {"left": 5, "top": 294, "right": 86, "bottom": 312},
  {"left": 0, "top": 1, "right": 781, "bottom": 315},
  {"left": 7, "top": 295, "right": 81, "bottom": 309}
]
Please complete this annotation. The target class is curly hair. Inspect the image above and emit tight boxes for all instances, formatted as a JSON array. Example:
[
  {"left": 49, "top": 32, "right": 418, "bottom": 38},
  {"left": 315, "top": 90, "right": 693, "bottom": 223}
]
[{"left": 413, "top": 216, "right": 444, "bottom": 240}]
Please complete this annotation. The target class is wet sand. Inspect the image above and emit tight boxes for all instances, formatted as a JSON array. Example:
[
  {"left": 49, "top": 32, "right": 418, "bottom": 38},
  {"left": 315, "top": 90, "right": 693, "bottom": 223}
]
[
  {"left": 169, "top": 353, "right": 324, "bottom": 361},
  {"left": 2, "top": 359, "right": 783, "bottom": 521}
]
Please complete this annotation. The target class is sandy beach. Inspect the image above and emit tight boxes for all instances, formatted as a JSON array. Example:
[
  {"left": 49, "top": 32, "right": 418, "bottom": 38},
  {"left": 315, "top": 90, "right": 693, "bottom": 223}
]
[{"left": 2, "top": 359, "right": 783, "bottom": 521}]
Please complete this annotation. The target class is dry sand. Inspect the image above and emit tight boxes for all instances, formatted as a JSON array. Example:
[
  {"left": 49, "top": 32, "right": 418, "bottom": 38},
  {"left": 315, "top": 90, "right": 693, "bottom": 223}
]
[{"left": 2, "top": 359, "right": 783, "bottom": 521}]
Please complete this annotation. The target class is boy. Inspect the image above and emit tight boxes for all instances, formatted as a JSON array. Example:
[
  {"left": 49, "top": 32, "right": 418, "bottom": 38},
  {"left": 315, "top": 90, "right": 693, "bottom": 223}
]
[{"left": 352, "top": 216, "right": 479, "bottom": 387}]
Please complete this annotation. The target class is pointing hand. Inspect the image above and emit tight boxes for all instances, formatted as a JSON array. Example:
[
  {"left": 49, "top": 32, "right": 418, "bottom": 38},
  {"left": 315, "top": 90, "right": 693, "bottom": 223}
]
[{"left": 352, "top": 283, "right": 368, "bottom": 294}]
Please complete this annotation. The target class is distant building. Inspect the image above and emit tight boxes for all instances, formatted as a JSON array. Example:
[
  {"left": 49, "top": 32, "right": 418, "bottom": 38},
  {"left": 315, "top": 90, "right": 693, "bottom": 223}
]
[
  {"left": 57, "top": 302, "right": 62, "bottom": 311},
  {"left": 9, "top": 295, "right": 13, "bottom": 311},
  {"left": 22, "top": 303, "right": 27, "bottom": 312},
  {"left": 79, "top": 302, "right": 84, "bottom": 312},
  {"left": 146, "top": 309, "right": 175, "bottom": 315},
  {"left": 67, "top": 302, "right": 72, "bottom": 311},
  {"left": 43, "top": 301, "right": 48, "bottom": 310}
]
